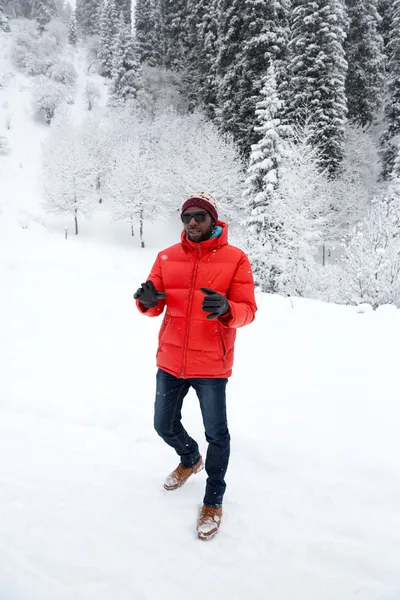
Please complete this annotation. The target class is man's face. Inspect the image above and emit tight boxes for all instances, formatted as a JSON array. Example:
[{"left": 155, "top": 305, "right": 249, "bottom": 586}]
[{"left": 182, "top": 207, "right": 214, "bottom": 242}]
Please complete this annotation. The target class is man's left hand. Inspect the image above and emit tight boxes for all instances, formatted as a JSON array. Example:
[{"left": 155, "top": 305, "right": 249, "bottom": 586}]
[{"left": 200, "top": 288, "right": 230, "bottom": 320}]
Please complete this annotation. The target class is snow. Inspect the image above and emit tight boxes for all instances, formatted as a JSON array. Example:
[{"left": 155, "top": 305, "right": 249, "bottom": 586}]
[
  {"left": 1, "top": 23, "right": 400, "bottom": 600},
  {"left": 1, "top": 218, "right": 400, "bottom": 600}
]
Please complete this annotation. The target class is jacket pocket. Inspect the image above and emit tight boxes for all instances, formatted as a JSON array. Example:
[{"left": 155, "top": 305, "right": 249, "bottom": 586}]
[
  {"left": 219, "top": 324, "right": 227, "bottom": 361},
  {"left": 158, "top": 314, "right": 171, "bottom": 351}
]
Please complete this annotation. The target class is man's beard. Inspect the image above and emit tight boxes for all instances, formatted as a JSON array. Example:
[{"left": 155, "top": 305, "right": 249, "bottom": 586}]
[{"left": 187, "top": 225, "right": 214, "bottom": 242}]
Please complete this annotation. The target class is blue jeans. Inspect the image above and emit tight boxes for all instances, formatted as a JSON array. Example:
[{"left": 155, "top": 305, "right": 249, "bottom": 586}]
[{"left": 154, "top": 368, "right": 230, "bottom": 508}]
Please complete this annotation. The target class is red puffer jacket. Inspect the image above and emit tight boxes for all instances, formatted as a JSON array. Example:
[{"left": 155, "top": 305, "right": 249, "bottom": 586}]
[{"left": 136, "top": 222, "right": 257, "bottom": 378}]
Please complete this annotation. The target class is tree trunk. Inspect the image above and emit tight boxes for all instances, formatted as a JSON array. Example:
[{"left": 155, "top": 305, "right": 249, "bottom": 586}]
[
  {"left": 140, "top": 208, "right": 145, "bottom": 248},
  {"left": 131, "top": 217, "right": 134, "bottom": 237},
  {"left": 97, "top": 174, "right": 102, "bottom": 203},
  {"left": 74, "top": 208, "right": 78, "bottom": 235}
]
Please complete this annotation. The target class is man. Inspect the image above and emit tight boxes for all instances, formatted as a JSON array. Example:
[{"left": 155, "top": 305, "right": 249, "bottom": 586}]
[{"left": 134, "top": 192, "right": 257, "bottom": 541}]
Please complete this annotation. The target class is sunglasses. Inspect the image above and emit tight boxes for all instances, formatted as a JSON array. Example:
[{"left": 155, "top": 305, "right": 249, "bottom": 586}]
[{"left": 181, "top": 212, "right": 208, "bottom": 224}]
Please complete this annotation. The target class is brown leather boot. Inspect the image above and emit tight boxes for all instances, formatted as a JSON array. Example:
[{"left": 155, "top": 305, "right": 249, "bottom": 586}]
[
  {"left": 197, "top": 504, "right": 223, "bottom": 541},
  {"left": 163, "top": 457, "right": 204, "bottom": 491}
]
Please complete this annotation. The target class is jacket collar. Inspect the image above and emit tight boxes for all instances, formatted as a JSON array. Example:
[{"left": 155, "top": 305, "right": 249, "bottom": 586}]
[{"left": 181, "top": 221, "right": 228, "bottom": 251}]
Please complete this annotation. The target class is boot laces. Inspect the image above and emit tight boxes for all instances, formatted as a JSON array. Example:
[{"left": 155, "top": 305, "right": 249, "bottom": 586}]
[{"left": 201, "top": 505, "right": 219, "bottom": 523}]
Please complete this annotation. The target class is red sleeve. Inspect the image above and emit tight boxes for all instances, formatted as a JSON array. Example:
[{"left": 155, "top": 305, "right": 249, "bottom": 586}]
[
  {"left": 219, "top": 252, "right": 257, "bottom": 329},
  {"left": 136, "top": 254, "right": 166, "bottom": 317}
]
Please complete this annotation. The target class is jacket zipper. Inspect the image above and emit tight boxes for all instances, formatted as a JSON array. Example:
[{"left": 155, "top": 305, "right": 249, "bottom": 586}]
[
  {"left": 180, "top": 244, "right": 201, "bottom": 378},
  {"left": 219, "top": 325, "right": 227, "bottom": 361}
]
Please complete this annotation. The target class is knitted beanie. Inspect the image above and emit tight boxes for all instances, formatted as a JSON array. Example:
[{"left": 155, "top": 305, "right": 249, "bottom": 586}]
[{"left": 181, "top": 192, "right": 218, "bottom": 222}]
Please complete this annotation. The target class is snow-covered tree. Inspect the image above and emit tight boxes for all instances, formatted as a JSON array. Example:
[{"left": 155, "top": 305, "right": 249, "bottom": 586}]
[
  {"left": 341, "top": 174, "right": 400, "bottom": 307},
  {"left": 84, "top": 79, "right": 101, "bottom": 110},
  {"left": 111, "top": 25, "right": 142, "bottom": 103},
  {"left": 134, "top": 0, "right": 163, "bottom": 66},
  {"left": 11, "top": 21, "right": 51, "bottom": 74},
  {"left": 345, "top": 0, "right": 385, "bottom": 127},
  {"left": 237, "top": 0, "right": 290, "bottom": 152},
  {"left": 329, "top": 124, "right": 381, "bottom": 238},
  {"left": 285, "top": 0, "right": 348, "bottom": 176},
  {"left": 163, "top": 0, "right": 187, "bottom": 70},
  {"left": 0, "top": 0, "right": 8, "bottom": 28},
  {"left": 378, "top": 0, "right": 391, "bottom": 50},
  {"left": 103, "top": 103, "right": 244, "bottom": 223},
  {"left": 75, "top": 0, "right": 101, "bottom": 36},
  {"left": 68, "top": 10, "right": 77, "bottom": 45},
  {"left": 48, "top": 60, "right": 78, "bottom": 87},
  {"left": 9, "top": 0, "right": 33, "bottom": 18},
  {"left": 197, "top": 0, "right": 219, "bottom": 119},
  {"left": 216, "top": 0, "right": 290, "bottom": 154},
  {"left": 104, "top": 117, "right": 169, "bottom": 245},
  {"left": 42, "top": 109, "right": 94, "bottom": 234},
  {"left": 115, "top": 0, "right": 131, "bottom": 24},
  {"left": 32, "top": 0, "right": 56, "bottom": 33},
  {"left": 380, "top": 0, "right": 400, "bottom": 178},
  {"left": 180, "top": 0, "right": 220, "bottom": 117},
  {"left": 182, "top": 0, "right": 208, "bottom": 110},
  {"left": 45, "top": 18, "right": 67, "bottom": 47},
  {"left": 80, "top": 115, "right": 111, "bottom": 203},
  {"left": 268, "top": 134, "right": 328, "bottom": 297},
  {"left": 216, "top": 0, "right": 246, "bottom": 143},
  {"left": 32, "top": 76, "right": 65, "bottom": 123},
  {"left": 98, "top": 0, "right": 118, "bottom": 77},
  {"left": 244, "top": 120, "right": 329, "bottom": 296},
  {"left": 243, "top": 65, "right": 287, "bottom": 292},
  {"left": 154, "top": 109, "right": 245, "bottom": 219}
]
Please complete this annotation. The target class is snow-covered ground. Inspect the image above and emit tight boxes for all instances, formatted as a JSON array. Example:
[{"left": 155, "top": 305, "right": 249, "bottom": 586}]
[
  {"left": 1, "top": 218, "right": 400, "bottom": 600},
  {"left": 1, "top": 24, "right": 400, "bottom": 600}
]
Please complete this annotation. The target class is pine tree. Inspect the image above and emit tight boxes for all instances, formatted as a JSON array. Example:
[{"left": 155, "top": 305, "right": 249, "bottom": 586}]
[
  {"left": 10, "top": 0, "right": 33, "bottom": 18},
  {"left": 198, "top": 0, "right": 219, "bottom": 118},
  {"left": 76, "top": 0, "right": 102, "bottom": 36},
  {"left": 378, "top": 0, "right": 391, "bottom": 50},
  {"left": 216, "top": 0, "right": 290, "bottom": 154},
  {"left": 68, "top": 11, "right": 78, "bottom": 45},
  {"left": 238, "top": 0, "right": 290, "bottom": 152},
  {"left": 381, "top": 0, "right": 400, "bottom": 178},
  {"left": 182, "top": 0, "right": 206, "bottom": 109},
  {"left": 285, "top": 0, "right": 348, "bottom": 176},
  {"left": 135, "top": 0, "right": 163, "bottom": 66},
  {"left": 32, "top": 0, "right": 56, "bottom": 33},
  {"left": 216, "top": 0, "right": 246, "bottom": 142},
  {"left": 98, "top": 0, "right": 118, "bottom": 78},
  {"left": 111, "top": 24, "right": 142, "bottom": 103},
  {"left": 115, "top": 0, "right": 131, "bottom": 24},
  {"left": 393, "top": 146, "right": 400, "bottom": 179},
  {"left": 345, "top": 0, "right": 385, "bottom": 127},
  {"left": 243, "top": 65, "right": 286, "bottom": 291},
  {"left": 75, "top": 0, "right": 83, "bottom": 28},
  {"left": 181, "top": 0, "right": 220, "bottom": 117},
  {"left": 163, "top": 0, "right": 187, "bottom": 70}
]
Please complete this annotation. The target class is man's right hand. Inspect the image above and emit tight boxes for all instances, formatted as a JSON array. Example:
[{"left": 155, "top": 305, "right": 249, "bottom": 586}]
[{"left": 134, "top": 280, "right": 167, "bottom": 309}]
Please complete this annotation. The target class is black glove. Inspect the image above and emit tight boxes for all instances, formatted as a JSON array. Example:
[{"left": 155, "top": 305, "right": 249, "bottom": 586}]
[
  {"left": 200, "top": 288, "right": 229, "bottom": 320},
  {"left": 134, "top": 280, "right": 167, "bottom": 309}
]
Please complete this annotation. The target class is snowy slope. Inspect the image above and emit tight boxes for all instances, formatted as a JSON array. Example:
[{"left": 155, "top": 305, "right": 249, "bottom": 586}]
[
  {"left": 1, "top": 218, "right": 400, "bottom": 600},
  {"left": 0, "top": 30, "right": 48, "bottom": 223}
]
